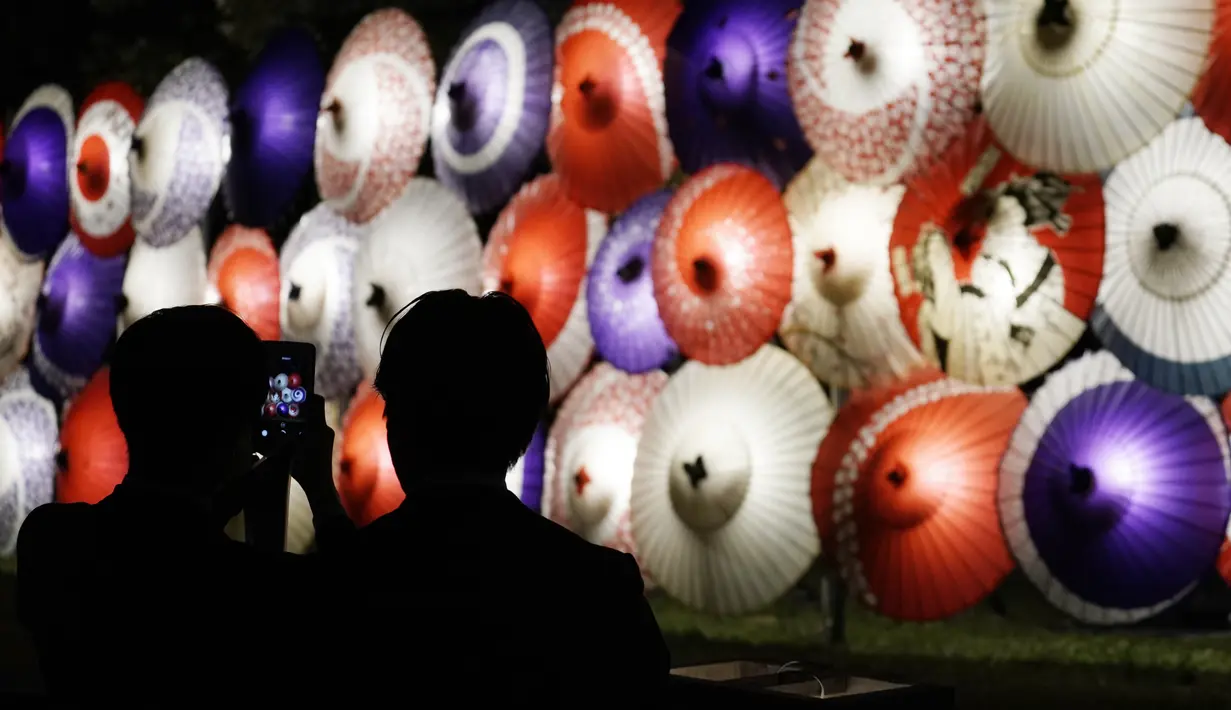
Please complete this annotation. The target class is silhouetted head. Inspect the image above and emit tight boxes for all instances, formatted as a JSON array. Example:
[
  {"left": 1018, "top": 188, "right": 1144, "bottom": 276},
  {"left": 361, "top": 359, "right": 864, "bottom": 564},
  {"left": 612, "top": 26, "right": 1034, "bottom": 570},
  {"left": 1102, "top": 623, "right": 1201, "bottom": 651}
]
[
  {"left": 374, "top": 289, "right": 549, "bottom": 488},
  {"left": 109, "top": 305, "right": 266, "bottom": 497}
]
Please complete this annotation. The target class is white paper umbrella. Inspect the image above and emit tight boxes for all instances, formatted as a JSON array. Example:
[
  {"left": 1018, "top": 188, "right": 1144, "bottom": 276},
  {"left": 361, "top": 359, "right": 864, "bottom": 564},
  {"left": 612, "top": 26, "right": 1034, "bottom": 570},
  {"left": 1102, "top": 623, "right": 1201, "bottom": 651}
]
[
  {"left": 787, "top": 0, "right": 986, "bottom": 185},
  {"left": 630, "top": 345, "right": 832, "bottom": 614},
  {"left": 118, "top": 227, "right": 209, "bottom": 334},
  {"left": 352, "top": 178, "right": 482, "bottom": 379},
  {"left": 1094, "top": 117, "right": 1231, "bottom": 395},
  {"left": 0, "top": 231, "right": 44, "bottom": 383},
  {"left": 779, "top": 159, "right": 923, "bottom": 388},
  {"left": 982, "top": 0, "right": 1213, "bottom": 174},
  {"left": 542, "top": 364, "right": 625, "bottom": 520},
  {"left": 0, "top": 367, "right": 58, "bottom": 559},
  {"left": 280, "top": 203, "right": 366, "bottom": 401}
]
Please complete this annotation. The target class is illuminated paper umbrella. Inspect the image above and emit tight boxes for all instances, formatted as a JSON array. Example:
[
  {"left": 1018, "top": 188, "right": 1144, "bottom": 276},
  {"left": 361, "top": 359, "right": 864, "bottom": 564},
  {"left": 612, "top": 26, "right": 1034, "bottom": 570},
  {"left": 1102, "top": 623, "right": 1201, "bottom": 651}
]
[
  {"left": 225, "top": 28, "right": 325, "bottom": 228},
  {"left": 542, "top": 364, "right": 623, "bottom": 522},
  {"left": 1094, "top": 118, "right": 1231, "bottom": 396},
  {"left": 587, "top": 190, "right": 677, "bottom": 374},
  {"left": 354, "top": 178, "right": 482, "bottom": 379},
  {"left": 983, "top": 1, "right": 1212, "bottom": 174},
  {"left": 315, "top": 8, "right": 436, "bottom": 224},
  {"left": 1193, "top": 4, "right": 1231, "bottom": 145},
  {"left": 0, "top": 232, "right": 45, "bottom": 383},
  {"left": 631, "top": 345, "right": 832, "bottom": 614},
  {"left": 653, "top": 164, "right": 793, "bottom": 365},
  {"left": 30, "top": 233, "right": 126, "bottom": 402},
  {"left": 2, "top": 85, "right": 74, "bottom": 259},
  {"left": 664, "top": 0, "right": 810, "bottom": 188},
  {"left": 889, "top": 120, "right": 1105, "bottom": 387},
  {"left": 131, "top": 58, "right": 231, "bottom": 247},
  {"left": 780, "top": 158, "right": 922, "bottom": 389},
  {"left": 280, "top": 203, "right": 364, "bottom": 401},
  {"left": 549, "top": 0, "right": 681, "bottom": 214},
  {"left": 1001, "top": 351, "right": 1231, "bottom": 624},
  {"left": 56, "top": 367, "right": 127, "bottom": 504},
  {"left": 483, "top": 174, "right": 606, "bottom": 401},
  {"left": 788, "top": 0, "right": 985, "bottom": 186},
  {"left": 337, "top": 384, "right": 404, "bottom": 526},
  {"left": 207, "top": 226, "right": 280, "bottom": 341},
  {"left": 70, "top": 82, "right": 144, "bottom": 258},
  {"left": 816, "top": 371, "right": 1026, "bottom": 620},
  {"left": 505, "top": 423, "right": 547, "bottom": 512},
  {"left": 118, "top": 227, "right": 209, "bottom": 334},
  {"left": 432, "top": 0, "right": 554, "bottom": 215},
  {"left": 0, "top": 367, "right": 58, "bottom": 558}
]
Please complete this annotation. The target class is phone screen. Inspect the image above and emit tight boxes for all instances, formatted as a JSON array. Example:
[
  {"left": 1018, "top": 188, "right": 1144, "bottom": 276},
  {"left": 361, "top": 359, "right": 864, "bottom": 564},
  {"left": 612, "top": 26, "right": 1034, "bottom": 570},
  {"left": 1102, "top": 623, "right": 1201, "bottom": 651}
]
[{"left": 258, "top": 341, "right": 316, "bottom": 442}]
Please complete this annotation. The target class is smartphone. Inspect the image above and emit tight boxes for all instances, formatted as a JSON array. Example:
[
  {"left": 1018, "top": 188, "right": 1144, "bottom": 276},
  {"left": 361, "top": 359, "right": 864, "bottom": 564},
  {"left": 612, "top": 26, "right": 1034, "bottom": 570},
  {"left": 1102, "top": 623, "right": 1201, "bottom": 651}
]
[{"left": 258, "top": 340, "right": 316, "bottom": 443}]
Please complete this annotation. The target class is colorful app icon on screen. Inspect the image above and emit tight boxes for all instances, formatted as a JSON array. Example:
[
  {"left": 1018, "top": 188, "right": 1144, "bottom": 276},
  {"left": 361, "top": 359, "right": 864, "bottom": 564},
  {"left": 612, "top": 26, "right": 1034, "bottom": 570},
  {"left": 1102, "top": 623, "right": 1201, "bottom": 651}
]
[
  {"left": 280, "top": 388, "right": 294, "bottom": 403},
  {"left": 288, "top": 373, "right": 302, "bottom": 389},
  {"left": 291, "top": 387, "right": 307, "bottom": 403},
  {"left": 277, "top": 402, "right": 289, "bottom": 417},
  {"left": 273, "top": 373, "right": 289, "bottom": 389},
  {"left": 287, "top": 403, "right": 300, "bottom": 418},
  {"left": 263, "top": 402, "right": 277, "bottom": 417}
]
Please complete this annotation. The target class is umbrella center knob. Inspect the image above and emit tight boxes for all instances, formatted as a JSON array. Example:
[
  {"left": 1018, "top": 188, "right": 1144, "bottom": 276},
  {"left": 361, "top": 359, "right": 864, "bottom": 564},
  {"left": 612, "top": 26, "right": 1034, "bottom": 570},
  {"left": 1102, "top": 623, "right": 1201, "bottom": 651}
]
[
  {"left": 845, "top": 40, "right": 876, "bottom": 74},
  {"left": 36, "top": 292, "right": 64, "bottom": 333},
  {"left": 617, "top": 256, "right": 645, "bottom": 284},
  {"left": 576, "top": 76, "right": 620, "bottom": 129},
  {"left": 0, "top": 159, "right": 26, "bottom": 199},
  {"left": 669, "top": 430, "right": 752, "bottom": 533},
  {"left": 1152, "top": 223, "right": 1180, "bottom": 252},
  {"left": 814, "top": 248, "right": 837, "bottom": 273},
  {"left": 1036, "top": 0, "right": 1075, "bottom": 49},
  {"left": 365, "top": 283, "right": 386, "bottom": 310},
  {"left": 288, "top": 283, "right": 302, "bottom": 301},
  {"left": 322, "top": 99, "right": 346, "bottom": 134},
  {"left": 1068, "top": 464, "right": 1095, "bottom": 496},
  {"left": 447, "top": 81, "right": 478, "bottom": 132},
  {"left": 573, "top": 467, "right": 592, "bottom": 496},
  {"left": 886, "top": 469, "right": 907, "bottom": 488},
  {"left": 692, "top": 258, "right": 720, "bottom": 293},
  {"left": 55, "top": 449, "right": 67, "bottom": 472}
]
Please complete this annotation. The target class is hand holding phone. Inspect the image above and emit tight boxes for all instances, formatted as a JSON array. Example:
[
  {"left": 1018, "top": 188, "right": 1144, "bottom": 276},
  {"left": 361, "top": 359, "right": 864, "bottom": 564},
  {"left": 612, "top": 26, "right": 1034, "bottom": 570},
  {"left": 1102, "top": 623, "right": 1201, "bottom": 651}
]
[{"left": 257, "top": 341, "right": 317, "bottom": 449}]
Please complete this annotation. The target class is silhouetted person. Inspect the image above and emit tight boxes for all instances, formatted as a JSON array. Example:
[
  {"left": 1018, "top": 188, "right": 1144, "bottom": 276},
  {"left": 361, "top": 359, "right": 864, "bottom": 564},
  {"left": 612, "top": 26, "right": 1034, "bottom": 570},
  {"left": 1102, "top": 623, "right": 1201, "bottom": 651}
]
[
  {"left": 334, "top": 289, "right": 670, "bottom": 704},
  {"left": 16, "top": 306, "right": 352, "bottom": 705}
]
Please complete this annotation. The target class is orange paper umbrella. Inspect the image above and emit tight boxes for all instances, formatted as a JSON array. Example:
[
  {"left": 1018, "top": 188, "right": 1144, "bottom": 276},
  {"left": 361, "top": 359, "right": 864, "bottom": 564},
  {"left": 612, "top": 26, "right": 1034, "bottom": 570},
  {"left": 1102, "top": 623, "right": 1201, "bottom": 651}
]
[
  {"left": 1195, "top": 4, "right": 1231, "bottom": 145},
  {"left": 207, "top": 225, "right": 280, "bottom": 341},
  {"left": 337, "top": 384, "right": 404, "bottom": 527},
  {"left": 483, "top": 174, "right": 606, "bottom": 401},
  {"left": 548, "top": 0, "right": 681, "bottom": 214},
  {"left": 653, "top": 163, "right": 793, "bottom": 365},
  {"left": 813, "top": 374, "right": 1026, "bottom": 621},
  {"left": 888, "top": 120, "right": 1105, "bottom": 387},
  {"left": 56, "top": 367, "right": 128, "bottom": 504}
]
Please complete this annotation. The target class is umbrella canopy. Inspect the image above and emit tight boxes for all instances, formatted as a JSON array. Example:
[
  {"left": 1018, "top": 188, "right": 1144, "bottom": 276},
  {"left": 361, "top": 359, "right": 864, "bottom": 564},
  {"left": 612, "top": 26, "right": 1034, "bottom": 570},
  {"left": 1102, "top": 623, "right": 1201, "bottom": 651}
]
[
  {"left": 337, "top": 384, "right": 404, "bottom": 526},
  {"left": 225, "top": 28, "right": 325, "bottom": 229},
  {"left": 131, "top": 58, "right": 231, "bottom": 247},
  {"left": 2, "top": 85, "right": 74, "bottom": 259},
  {"left": 548, "top": 0, "right": 681, "bottom": 214},
  {"left": 664, "top": 0, "right": 810, "bottom": 188},
  {"left": 587, "top": 189, "right": 678, "bottom": 374},
  {"left": 280, "top": 203, "right": 365, "bottom": 402},
  {"left": 353, "top": 178, "right": 482, "bottom": 379},
  {"left": 631, "top": 345, "right": 832, "bottom": 614},
  {"left": 207, "top": 225, "right": 280, "bottom": 341},
  {"left": 505, "top": 423, "right": 547, "bottom": 512},
  {"left": 0, "top": 232, "right": 45, "bottom": 383},
  {"left": 30, "top": 233, "right": 126, "bottom": 402},
  {"left": 815, "top": 371, "right": 1026, "bottom": 620},
  {"left": 1193, "top": 3, "right": 1231, "bottom": 145},
  {"left": 0, "top": 367, "right": 58, "bottom": 558},
  {"left": 118, "top": 227, "right": 209, "bottom": 334},
  {"left": 889, "top": 119, "right": 1105, "bottom": 386},
  {"left": 70, "top": 82, "right": 144, "bottom": 258},
  {"left": 56, "top": 367, "right": 127, "bottom": 504},
  {"left": 432, "top": 0, "right": 555, "bottom": 215},
  {"left": 315, "top": 8, "right": 436, "bottom": 224},
  {"left": 543, "top": 364, "right": 626, "bottom": 526},
  {"left": 653, "top": 163, "right": 793, "bottom": 365},
  {"left": 1000, "top": 350, "right": 1231, "bottom": 624},
  {"left": 1094, "top": 117, "right": 1231, "bottom": 396},
  {"left": 483, "top": 174, "right": 606, "bottom": 401},
  {"left": 983, "top": 0, "right": 1212, "bottom": 174},
  {"left": 780, "top": 158, "right": 922, "bottom": 389},
  {"left": 788, "top": 0, "right": 985, "bottom": 185}
]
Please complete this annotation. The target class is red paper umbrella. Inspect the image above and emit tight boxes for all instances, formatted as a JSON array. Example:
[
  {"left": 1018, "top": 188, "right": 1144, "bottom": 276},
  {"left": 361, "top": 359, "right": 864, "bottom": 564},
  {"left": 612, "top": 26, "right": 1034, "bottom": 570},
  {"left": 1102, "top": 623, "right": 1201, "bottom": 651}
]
[
  {"left": 813, "top": 375, "right": 1026, "bottom": 621},
  {"left": 548, "top": 0, "right": 681, "bottom": 214},
  {"left": 888, "top": 120, "right": 1105, "bottom": 386},
  {"left": 70, "top": 82, "right": 144, "bottom": 258},
  {"left": 207, "top": 226, "right": 280, "bottom": 341},
  {"left": 483, "top": 174, "right": 606, "bottom": 401},
  {"left": 57, "top": 367, "right": 128, "bottom": 504},
  {"left": 337, "top": 384, "right": 403, "bottom": 527},
  {"left": 652, "top": 163, "right": 793, "bottom": 365},
  {"left": 1194, "top": 5, "right": 1231, "bottom": 145}
]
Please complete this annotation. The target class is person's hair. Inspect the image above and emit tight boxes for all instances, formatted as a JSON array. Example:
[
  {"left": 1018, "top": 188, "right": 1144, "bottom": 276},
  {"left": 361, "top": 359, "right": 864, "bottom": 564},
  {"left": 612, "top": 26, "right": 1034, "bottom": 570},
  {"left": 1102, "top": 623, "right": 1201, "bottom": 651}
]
[
  {"left": 109, "top": 306, "right": 267, "bottom": 478},
  {"left": 373, "top": 289, "right": 549, "bottom": 478}
]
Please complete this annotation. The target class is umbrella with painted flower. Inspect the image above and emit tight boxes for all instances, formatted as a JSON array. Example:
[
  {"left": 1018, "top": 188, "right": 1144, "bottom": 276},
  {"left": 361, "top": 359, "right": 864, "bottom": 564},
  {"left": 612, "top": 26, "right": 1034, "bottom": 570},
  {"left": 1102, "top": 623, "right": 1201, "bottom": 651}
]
[
  {"left": 70, "top": 82, "right": 144, "bottom": 258},
  {"left": 2, "top": 85, "right": 74, "bottom": 259}
]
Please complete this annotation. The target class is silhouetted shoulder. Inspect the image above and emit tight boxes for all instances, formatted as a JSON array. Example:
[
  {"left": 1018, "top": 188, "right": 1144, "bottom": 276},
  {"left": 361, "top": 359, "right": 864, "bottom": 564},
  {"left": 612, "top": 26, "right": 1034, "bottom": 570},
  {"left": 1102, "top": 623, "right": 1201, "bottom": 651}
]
[{"left": 17, "top": 502, "right": 92, "bottom": 558}]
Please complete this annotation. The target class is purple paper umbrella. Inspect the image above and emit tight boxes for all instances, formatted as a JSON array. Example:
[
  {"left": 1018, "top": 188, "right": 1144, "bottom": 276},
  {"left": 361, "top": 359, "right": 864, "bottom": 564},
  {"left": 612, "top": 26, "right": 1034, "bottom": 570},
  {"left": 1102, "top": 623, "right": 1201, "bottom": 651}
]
[
  {"left": 509, "top": 423, "right": 547, "bottom": 513},
  {"left": 664, "top": 0, "right": 811, "bottom": 189},
  {"left": 1001, "top": 354, "right": 1231, "bottom": 625},
  {"left": 430, "top": 0, "right": 553, "bottom": 215},
  {"left": 587, "top": 190, "right": 678, "bottom": 374},
  {"left": 29, "top": 233, "right": 127, "bottom": 402},
  {"left": 2, "top": 86, "right": 74, "bottom": 259},
  {"left": 225, "top": 28, "right": 325, "bottom": 228}
]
